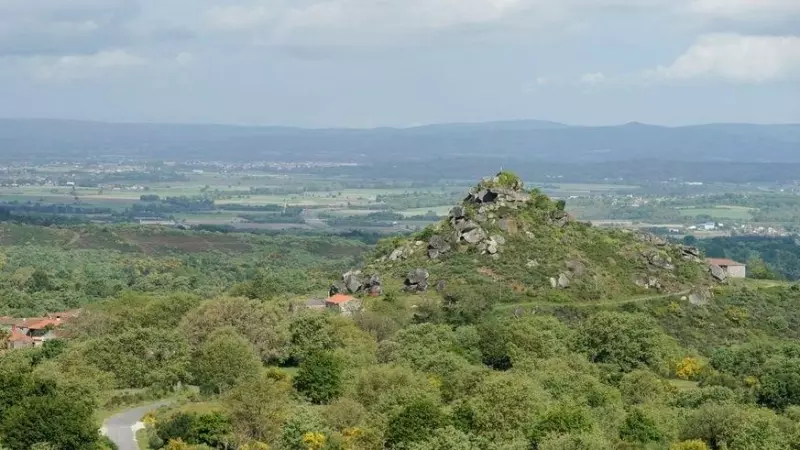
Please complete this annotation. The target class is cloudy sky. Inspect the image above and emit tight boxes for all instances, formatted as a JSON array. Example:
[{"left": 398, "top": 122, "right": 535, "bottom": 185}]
[{"left": 0, "top": 0, "right": 798, "bottom": 127}]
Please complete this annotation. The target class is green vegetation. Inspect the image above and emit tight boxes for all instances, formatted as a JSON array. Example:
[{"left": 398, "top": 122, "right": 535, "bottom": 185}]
[{"left": 3, "top": 171, "right": 800, "bottom": 450}]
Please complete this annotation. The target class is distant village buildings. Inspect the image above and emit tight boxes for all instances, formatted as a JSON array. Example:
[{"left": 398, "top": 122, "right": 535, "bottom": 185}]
[{"left": 1, "top": 311, "right": 79, "bottom": 350}]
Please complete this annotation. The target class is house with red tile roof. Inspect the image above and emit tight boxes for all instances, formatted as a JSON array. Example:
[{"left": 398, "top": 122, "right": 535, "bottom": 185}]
[
  {"left": 325, "top": 294, "right": 362, "bottom": 316},
  {"left": 6, "top": 329, "right": 34, "bottom": 350},
  {"left": 1, "top": 311, "right": 79, "bottom": 350}
]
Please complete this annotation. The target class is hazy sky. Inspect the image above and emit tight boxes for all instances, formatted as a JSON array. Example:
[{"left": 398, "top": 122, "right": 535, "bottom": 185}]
[{"left": 1, "top": 0, "right": 799, "bottom": 127}]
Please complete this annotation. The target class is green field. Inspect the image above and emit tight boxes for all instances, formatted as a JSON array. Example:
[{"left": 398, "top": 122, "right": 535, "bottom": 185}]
[{"left": 676, "top": 205, "right": 754, "bottom": 220}]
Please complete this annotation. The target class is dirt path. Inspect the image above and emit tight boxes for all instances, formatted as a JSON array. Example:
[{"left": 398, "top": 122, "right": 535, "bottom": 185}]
[
  {"left": 497, "top": 290, "right": 692, "bottom": 312},
  {"left": 66, "top": 231, "right": 81, "bottom": 247}
]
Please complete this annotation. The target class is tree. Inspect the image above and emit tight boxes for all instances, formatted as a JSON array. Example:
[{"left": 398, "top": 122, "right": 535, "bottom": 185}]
[
  {"left": 747, "top": 257, "right": 780, "bottom": 280},
  {"left": 190, "top": 328, "right": 262, "bottom": 394},
  {"left": 528, "top": 402, "right": 595, "bottom": 447},
  {"left": 385, "top": 399, "right": 445, "bottom": 448},
  {"left": 757, "top": 357, "right": 800, "bottom": 410},
  {"left": 85, "top": 327, "right": 189, "bottom": 389},
  {"left": 180, "top": 296, "right": 291, "bottom": 363},
  {"left": 619, "top": 370, "right": 671, "bottom": 405},
  {"left": 224, "top": 372, "right": 292, "bottom": 443},
  {"left": 0, "top": 380, "right": 99, "bottom": 450},
  {"left": 293, "top": 352, "right": 343, "bottom": 404},
  {"left": 619, "top": 408, "right": 665, "bottom": 444},
  {"left": 577, "top": 312, "right": 679, "bottom": 373}
]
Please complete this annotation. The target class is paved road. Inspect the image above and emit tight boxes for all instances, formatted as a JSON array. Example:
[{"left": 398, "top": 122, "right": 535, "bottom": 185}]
[{"left": 102, "top": 401, "right": 171, "bottom": 450}]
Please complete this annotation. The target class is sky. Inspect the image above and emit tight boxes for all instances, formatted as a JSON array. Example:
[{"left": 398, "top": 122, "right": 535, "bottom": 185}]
[{"left": 0, "top": 0, "right": 799, "bottom": 128}]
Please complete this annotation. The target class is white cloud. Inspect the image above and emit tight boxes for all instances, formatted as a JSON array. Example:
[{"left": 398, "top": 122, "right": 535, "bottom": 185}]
[
  {"left": 649, "top": 34, "right": 800, "bottom": 83},
  {"left": 580, "top": 72, "right": 606, "bottom": 85},
  {"left": 175, "top": 52, "right": 195, "bottom": 66},
  {"left": 205, "top": 5, "right": 272, "bottom": 31},
  {"left": 34, "top": 50, "right": 148, "bottom": 81},
  {"left": 687, "top": 0, "right": 800, "bottom": 19}
]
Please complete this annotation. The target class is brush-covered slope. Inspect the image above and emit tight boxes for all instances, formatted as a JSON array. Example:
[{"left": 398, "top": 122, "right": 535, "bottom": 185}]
[{"left": 357, "top": 172, "right": 715, "bottom": 307}]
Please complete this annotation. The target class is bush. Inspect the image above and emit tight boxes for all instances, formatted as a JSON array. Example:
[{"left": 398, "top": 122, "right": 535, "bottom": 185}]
[
  {"left": 386, "top": 399, "right": 446, "bottom": 448},
  {"left": 293, "top": 352, "right": 344, "bottom": 404},
  {"left": 155, "top": 411, "right": 232, "bottom": 448}
]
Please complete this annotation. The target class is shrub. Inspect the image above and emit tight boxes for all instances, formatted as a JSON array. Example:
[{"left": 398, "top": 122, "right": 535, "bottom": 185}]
[{"left": 293, "top": 352, "right": 344, "bottom": 404}]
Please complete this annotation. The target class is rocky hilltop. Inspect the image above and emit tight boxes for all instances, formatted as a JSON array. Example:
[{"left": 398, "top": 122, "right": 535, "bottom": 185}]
[{"left": 336, "top": 172, "right": 718, "bottom": 307}]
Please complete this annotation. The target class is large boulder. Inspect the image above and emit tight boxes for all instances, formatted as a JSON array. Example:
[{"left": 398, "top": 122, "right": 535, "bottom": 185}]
[
  {"left": 644, "top": 251, "right": 675, "bottom": 271},
  {"left": 404, "top": 268, "right": 430, "bottom": 293},
  {"left": 688, "top": 287, "right": 713, "bottom": 305},
  {"left": 566, "top": 260, "right": 586, "bottom": 277},
  {"left": 342, "top": 270, "right": 363, "bottom": 294},
  {"left": 364, "top": 274, "right": 382, "bottom": 296},
  {"left": 462, "top": 228, "right": 488, "bottom": 244},
  {"left": 428, "top": 235, "right": 451, "bottom": 260},
  {"left": 709, "top": 264, "right": 728, "bottom": 282}
]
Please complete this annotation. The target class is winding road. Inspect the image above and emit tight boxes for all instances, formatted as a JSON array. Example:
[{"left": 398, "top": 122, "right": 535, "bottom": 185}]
[{"left": 101, "top": 401, "right": 171, "bottom": 450}]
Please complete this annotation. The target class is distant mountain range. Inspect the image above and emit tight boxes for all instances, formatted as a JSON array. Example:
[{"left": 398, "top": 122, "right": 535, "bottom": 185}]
[{"left": 0, "top": 118, "right": 798, "bottom": 163}]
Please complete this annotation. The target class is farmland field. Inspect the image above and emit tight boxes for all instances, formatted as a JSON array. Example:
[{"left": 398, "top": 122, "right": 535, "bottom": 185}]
[{"left": 676, "top": 205, "right": 754, "bottom": 220}]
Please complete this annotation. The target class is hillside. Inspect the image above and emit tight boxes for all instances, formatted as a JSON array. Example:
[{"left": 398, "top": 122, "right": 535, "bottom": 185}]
[
  {"left": 341, "top": 172, "right": 717, "bottom": 312},
  {"left": 1, "top": 118, "right": 799, "bottom": 163},
  {"left": 8, "top": 176, "right": 800, "bottom": 450}
]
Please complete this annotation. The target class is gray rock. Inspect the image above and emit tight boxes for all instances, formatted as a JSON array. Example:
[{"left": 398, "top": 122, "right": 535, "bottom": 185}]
[
  {"left": 487, "top": 242, "right": 498, "bottom": 254},
  {"left": 492, "top": 235, "right": 507, "bottom": 245},
  {"left": 462, "top": 228, "right": 488, "bottom": 244},
  {"left": 549, "top": 277, "right": 558, "bottom": 288},
  {"left": 404, "top": 268, "right": 430, "bottom": 293},
  {"left": 688, "top": 287, "right": 712, "bottom": 305},
  {"left": 454, "top": 219, "right": 480, "bottom": 233},
  {"left": 450, "top": 206, "right": 465, "bottom": 219},
  {"left": 682, "top": 246, "right": 701, "bottom": 257},
  {"left": 525, "top": 231, "right": 536, "bottom": 239},
  {"left": 710, "top": 264, "right": 727, "bottom": 282},
  {"left": 645, "top": 251, "right": 675, "bottom": 270},
  {"left": 526, "top": 260, "right": 540, "bottom": 268},
  {"left": 428, "top": 235, "right": 451, "bottom": 255},
  {"left": 436, "top": 280, "right": 447, "bottom": 292},
  {"left": 498, "top": 218, "right": 510, "bottom": 232},
  {"left": 388, "top": 248, "right": 405, "bottom": 261},
  {"left": 342, "top": 270, "right": 363, "bottom": 294},
  {"left": 558, "top": 273, "right": 571, "bottom": 288},
  {"left": 428, "top": 249, "right": 442, "bottom": 260},
  {"left": 566, "top": 260, "right": 586, "bottom": 277},
  {"left": 637, "top": 232, "right": 667, "bottom": 246},
  {"left": 634, "top": 275, "right": 661, "bottom": 290},
  {"left": 551, "top": 211, "right": 571, "bottom": 228},
  {"left": 474, "top": 214, "right": 487, "bottom": 224}
]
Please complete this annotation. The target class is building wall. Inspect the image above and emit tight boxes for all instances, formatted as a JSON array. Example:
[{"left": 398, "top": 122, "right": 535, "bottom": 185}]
[{"left": 725, "top": 265, "right": 747, "bottom": 279}]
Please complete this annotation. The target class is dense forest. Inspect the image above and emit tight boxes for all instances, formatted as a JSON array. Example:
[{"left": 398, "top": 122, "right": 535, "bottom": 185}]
[{"left": 3, "top": 174, "right": 800, "bottom": 450}]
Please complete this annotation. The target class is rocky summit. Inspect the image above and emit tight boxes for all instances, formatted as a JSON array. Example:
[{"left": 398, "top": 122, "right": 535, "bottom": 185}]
[{"left": 345, "top": 172, "right": 720, "bottom": 306}]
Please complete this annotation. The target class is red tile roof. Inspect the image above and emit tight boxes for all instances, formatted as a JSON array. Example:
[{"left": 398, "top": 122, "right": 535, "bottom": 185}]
[
  {"left": 707, "top": 258, "right": 744, "bottom": 267},
  {"left": 326, "top": 294, "right": 355, "bottom": 305},
  {"left": 7, "top": 330, "right": 33, "bottom": 343},
  {"left": 25, "top": 318, "right": 62, "bottom": 330}
]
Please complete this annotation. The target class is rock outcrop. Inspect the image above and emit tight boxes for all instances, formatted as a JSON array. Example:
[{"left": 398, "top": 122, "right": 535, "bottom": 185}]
[
  {"left": 341, "top": 270, "right": 382, "bottom": 295},
  {"left": 709, "top": 264, "right": 727, "bottom": 282},
  {"left": 404, "top": 268, "right": 430, "bottom": 293}
]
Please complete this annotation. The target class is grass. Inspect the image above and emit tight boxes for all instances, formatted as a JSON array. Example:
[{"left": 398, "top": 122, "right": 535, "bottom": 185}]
[
  {"left": 676, "top": 205, "right": 754, "bottom": 220},
  {"left": 136, "top": 429, "right": 150, "bottom": 450}
]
